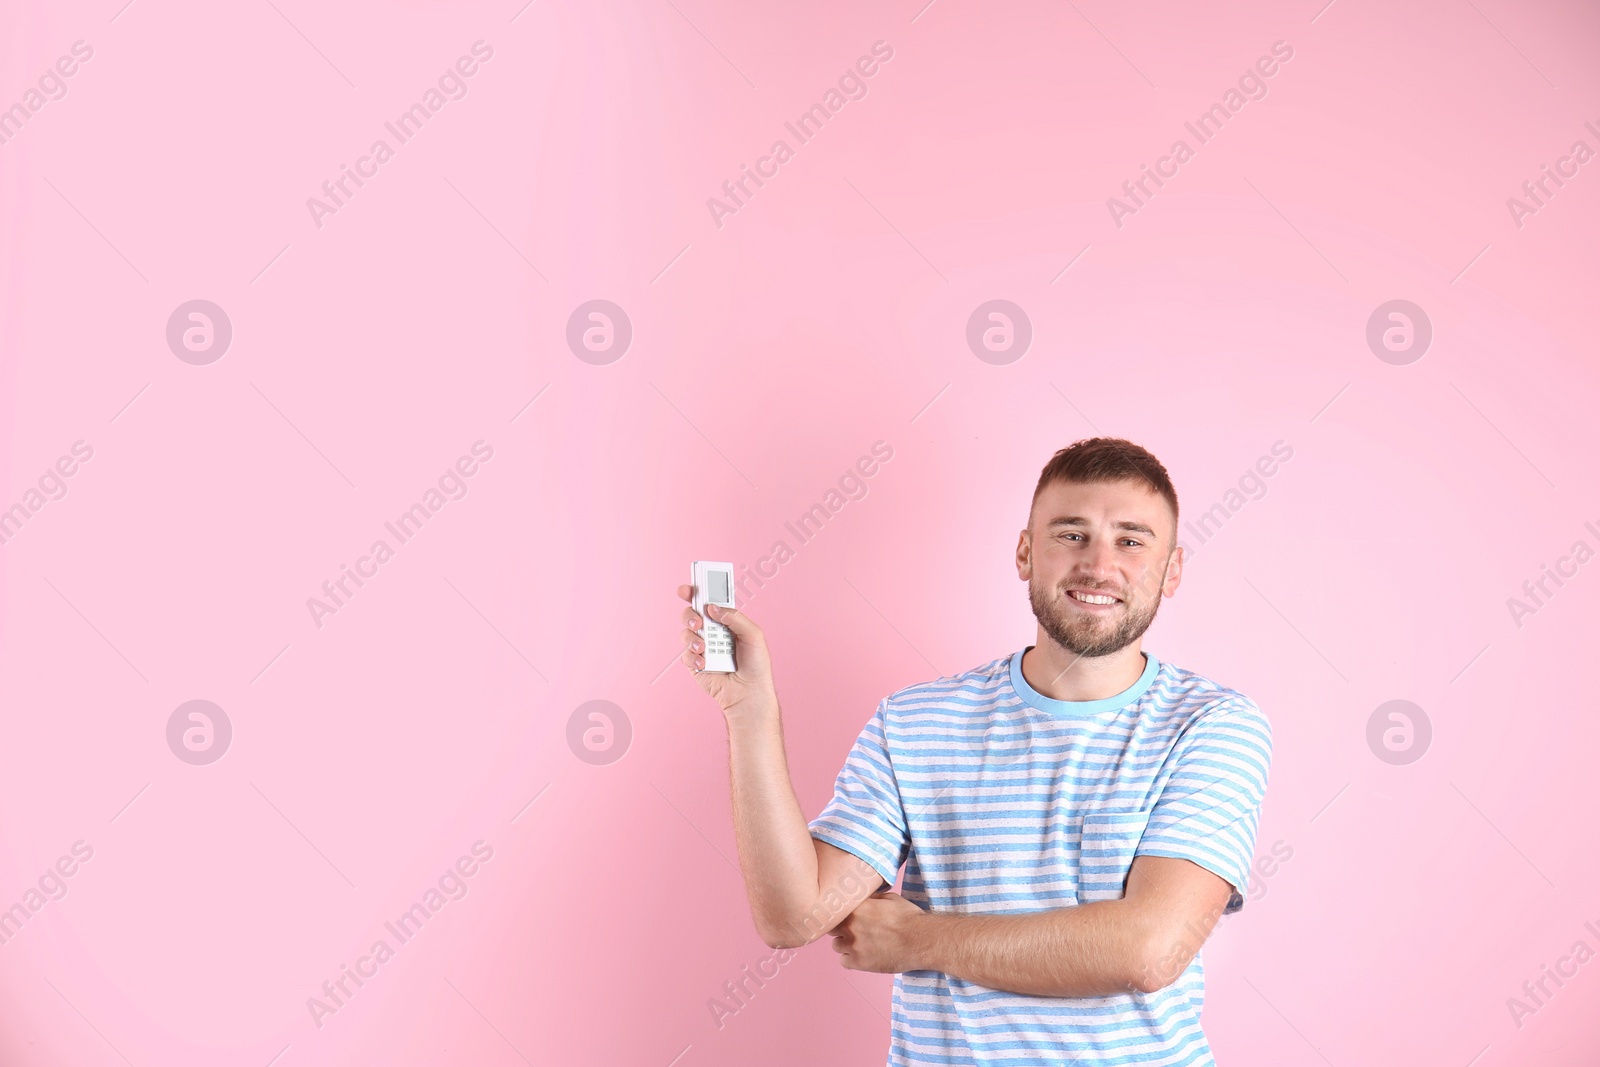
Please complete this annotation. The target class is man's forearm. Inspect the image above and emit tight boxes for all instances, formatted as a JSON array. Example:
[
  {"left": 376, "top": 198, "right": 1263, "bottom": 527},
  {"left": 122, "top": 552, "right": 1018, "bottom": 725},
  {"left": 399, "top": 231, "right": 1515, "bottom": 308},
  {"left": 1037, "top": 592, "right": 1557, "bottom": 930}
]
[
  {"left": 912, "top": 899, "right": 1154, "bottom": 998},
  {"left": 724, "top": 705, "right": 819, "bottom": 944}
]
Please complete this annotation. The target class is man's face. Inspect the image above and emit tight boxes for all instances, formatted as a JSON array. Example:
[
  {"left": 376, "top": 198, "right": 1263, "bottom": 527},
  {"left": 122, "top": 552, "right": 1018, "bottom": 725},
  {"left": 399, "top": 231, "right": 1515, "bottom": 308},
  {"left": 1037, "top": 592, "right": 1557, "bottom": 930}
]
[{"left": 1016, "top": 478, "right": 1182, "bottom": 658}]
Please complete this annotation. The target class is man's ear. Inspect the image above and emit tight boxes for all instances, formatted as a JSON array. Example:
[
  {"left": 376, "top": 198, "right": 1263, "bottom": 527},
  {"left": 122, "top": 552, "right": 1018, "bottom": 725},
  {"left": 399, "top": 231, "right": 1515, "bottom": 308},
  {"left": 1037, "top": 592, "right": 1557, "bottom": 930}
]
[
  {"left": 1015, "top": 528, "right": 1032, "bottom": 579},
  {"left": 1162, "top": 544, "right": 1184, "bottom": 597}
]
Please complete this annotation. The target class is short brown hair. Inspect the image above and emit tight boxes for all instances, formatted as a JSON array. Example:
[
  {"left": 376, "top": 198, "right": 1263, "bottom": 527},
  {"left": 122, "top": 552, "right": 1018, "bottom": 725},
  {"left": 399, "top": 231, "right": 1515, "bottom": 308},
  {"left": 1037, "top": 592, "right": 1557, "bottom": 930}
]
[{"left": 1030, "top": 437, "right": 1179, "bottom": 528}]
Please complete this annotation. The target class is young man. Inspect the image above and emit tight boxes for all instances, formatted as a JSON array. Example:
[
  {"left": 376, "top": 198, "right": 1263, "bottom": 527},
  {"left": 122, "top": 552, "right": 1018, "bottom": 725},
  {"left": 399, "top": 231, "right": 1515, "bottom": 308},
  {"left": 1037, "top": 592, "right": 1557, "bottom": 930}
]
[{"left": 678, "top": 437, "right": 1273, "bottom": 1066}]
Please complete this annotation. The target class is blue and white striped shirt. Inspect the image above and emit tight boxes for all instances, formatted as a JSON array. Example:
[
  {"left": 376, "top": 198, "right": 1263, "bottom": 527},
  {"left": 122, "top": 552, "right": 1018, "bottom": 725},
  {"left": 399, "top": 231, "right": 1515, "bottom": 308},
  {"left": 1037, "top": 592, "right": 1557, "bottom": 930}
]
[{"left": 808, "top": 646, "right": 1273, "bottom": 1066}]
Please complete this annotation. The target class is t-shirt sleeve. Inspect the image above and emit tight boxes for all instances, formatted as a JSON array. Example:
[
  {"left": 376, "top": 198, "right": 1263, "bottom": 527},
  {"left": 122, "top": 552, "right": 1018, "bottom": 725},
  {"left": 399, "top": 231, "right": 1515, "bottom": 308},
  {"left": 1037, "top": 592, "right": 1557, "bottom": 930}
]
[
  {"left": 1133, "top": 696, "right": 1273, "bottom": 914},
  {"left": 807, "top": 697, "right": 910, "bottom": 889}
]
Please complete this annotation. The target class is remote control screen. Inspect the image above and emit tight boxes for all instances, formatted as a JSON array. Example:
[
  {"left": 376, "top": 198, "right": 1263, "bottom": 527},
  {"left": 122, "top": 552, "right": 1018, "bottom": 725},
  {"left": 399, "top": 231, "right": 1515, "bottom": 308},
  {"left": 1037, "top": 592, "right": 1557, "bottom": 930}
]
[{"left": 709, "top": 569, "right": 731, "bottom": 604}]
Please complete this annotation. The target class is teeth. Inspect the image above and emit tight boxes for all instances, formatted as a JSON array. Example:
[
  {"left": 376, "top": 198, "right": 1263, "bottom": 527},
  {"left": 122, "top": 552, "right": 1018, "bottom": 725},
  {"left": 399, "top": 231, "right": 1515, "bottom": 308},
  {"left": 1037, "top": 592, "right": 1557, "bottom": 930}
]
[{"left": 1071, "top": 591, "right": 1117, "bottom": 605}]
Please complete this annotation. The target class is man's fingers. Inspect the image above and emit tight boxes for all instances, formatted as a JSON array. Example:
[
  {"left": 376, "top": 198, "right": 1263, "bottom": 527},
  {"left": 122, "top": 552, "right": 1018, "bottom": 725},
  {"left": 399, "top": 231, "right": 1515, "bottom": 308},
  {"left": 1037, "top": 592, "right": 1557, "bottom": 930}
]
[{"left": 707, "top": 603, "right": 757, "bottom": 635}]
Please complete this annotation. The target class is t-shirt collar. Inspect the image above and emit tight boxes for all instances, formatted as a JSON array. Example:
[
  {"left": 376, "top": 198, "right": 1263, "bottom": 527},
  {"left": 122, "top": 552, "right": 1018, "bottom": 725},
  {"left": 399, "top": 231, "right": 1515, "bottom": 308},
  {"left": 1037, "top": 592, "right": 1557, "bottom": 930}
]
[{"left": 1009, "top": 645, "right": 1159, "bottom": 717}]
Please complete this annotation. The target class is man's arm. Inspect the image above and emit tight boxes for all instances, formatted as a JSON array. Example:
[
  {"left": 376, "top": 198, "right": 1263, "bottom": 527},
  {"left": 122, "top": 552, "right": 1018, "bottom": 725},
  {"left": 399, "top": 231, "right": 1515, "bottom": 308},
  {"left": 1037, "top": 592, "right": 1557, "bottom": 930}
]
[
  {"left": 726, "top": 711, "right": 884, "bottom": 948},
  {"left": 678, "top": 590, "right": 887, "bottom": 949},
  {"left": 902, "top": 855, "right": 1236, "bottom": 996},
  {"left": 681, "top": 591, "right": 921, "bottom": 953}
]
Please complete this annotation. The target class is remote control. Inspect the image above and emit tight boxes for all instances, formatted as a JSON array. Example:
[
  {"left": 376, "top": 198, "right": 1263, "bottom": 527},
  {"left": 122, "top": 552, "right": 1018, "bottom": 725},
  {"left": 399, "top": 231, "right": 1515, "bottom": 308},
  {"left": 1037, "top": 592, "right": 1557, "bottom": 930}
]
[{"left": 691, "top": 560, "right": 737, "bottom": 672}]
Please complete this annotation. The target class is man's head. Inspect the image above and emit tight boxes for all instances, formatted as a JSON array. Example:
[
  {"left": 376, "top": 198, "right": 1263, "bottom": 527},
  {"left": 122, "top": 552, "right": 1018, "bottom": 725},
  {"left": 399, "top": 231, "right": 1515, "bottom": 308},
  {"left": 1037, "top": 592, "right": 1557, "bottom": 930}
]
[{"left": 1017, "top": 438, "right": 1183, "bottom": 658}]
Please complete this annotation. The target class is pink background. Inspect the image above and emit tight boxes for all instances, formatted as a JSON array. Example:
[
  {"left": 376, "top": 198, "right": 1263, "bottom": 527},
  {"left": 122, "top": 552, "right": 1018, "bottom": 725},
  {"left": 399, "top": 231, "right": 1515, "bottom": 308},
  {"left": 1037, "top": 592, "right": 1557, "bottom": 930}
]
[{"left": 2, "top": 0, "right": 1597, "bottom": 1063}]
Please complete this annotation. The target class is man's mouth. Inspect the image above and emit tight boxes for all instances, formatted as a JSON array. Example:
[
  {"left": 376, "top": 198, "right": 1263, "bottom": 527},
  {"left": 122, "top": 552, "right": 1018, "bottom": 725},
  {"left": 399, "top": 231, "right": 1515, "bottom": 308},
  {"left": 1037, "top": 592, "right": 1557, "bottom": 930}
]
[{"left": 1066, "top": 589, "right": 1121, "bottom": 607}]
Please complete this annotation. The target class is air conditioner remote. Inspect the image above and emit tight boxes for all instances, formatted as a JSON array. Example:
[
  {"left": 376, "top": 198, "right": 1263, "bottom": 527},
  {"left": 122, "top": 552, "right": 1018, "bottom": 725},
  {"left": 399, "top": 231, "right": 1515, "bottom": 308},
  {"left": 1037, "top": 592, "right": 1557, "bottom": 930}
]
[{"left": 691, "top": 560, "right": 737, "bottom": 673}]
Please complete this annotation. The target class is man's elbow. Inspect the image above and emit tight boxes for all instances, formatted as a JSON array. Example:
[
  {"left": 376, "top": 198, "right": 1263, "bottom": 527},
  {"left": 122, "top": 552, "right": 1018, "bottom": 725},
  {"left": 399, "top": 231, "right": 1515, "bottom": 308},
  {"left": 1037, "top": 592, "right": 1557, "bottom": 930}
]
[
  {"left": 762, "top": 930, "right": 809, "bottom": 951},
  {"left": 758, "top": 923, "right": 807, "bottom": 951},
  {"left": 758, "top": 910, "right": 830, "bottom": 951},
  {"left": 1130, "top": 929, "right": 1198, "bottom": 993}
]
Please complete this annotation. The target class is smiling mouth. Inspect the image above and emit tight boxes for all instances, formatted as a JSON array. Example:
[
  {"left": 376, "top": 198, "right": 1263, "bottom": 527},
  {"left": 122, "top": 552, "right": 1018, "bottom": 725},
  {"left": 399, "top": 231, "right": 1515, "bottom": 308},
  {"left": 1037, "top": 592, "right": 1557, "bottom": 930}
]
[{"left": 1066, "top": 590, "right": 1121, "bottom": 606}]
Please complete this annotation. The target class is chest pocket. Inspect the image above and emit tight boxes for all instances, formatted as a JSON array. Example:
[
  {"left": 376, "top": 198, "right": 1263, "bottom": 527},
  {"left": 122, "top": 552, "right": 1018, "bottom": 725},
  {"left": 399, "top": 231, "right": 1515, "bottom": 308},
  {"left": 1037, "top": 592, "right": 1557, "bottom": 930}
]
[{"left": 1077, "top": 806, "right": 1153, "bottom": 903}]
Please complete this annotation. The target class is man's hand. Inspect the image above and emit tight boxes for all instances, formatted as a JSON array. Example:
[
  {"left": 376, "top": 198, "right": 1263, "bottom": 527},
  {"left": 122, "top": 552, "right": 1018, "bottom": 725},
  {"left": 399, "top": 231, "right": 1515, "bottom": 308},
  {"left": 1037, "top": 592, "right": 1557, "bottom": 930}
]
[
  {"left": 828, "top": 891, "right": 931, "bottom": 974},
  {"left": 677, "top": 584, "right": 778, "bottom": 721}
]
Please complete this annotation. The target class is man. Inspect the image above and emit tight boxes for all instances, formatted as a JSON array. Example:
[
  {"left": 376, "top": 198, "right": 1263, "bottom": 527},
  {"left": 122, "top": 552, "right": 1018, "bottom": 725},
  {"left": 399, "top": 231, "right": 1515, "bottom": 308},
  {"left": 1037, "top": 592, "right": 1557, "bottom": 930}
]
[{"left": 678, "top": 437, "right": 1273, "bottom": 1065}]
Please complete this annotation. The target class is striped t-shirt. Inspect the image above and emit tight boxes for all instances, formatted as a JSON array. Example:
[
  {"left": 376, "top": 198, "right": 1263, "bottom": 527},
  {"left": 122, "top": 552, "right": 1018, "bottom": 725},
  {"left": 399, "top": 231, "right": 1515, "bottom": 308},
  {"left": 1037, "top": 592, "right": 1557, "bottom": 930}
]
[{"left": 807, "top": 645, "right": 1273, "bottom": 1067}]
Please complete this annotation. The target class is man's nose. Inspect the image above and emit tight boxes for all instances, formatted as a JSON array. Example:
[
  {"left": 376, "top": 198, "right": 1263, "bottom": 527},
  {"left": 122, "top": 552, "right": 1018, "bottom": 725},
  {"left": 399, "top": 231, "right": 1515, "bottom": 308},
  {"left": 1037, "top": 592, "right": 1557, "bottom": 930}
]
[
  {"left": 1081, "top": 536, "right": 1120, "bottom": 575},
  {"left": 1069, "top": 555, "right": 1117, "bottom": 590}
]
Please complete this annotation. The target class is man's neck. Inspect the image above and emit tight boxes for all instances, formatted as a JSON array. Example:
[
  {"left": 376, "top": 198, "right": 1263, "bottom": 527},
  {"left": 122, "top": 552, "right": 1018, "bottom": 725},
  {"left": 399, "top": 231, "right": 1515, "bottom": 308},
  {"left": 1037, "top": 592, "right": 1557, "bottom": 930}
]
[{"left": 1022, "top": 634, "right": 1147, "bottom": 703}]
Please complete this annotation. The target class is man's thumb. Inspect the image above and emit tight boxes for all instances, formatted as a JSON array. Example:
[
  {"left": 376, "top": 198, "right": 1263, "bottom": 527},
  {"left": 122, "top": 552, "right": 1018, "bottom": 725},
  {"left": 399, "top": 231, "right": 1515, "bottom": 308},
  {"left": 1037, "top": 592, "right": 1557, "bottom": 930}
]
[{"left": 709, "top": 602, "right": 751, "bottom": 632}]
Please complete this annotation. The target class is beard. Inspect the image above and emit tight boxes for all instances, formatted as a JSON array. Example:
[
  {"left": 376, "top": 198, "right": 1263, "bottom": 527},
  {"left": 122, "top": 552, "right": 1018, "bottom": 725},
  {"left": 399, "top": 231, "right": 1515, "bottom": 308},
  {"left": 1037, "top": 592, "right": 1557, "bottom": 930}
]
[{"left": 1028, "top": 572, "right": 1163, "bottom": 658}]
